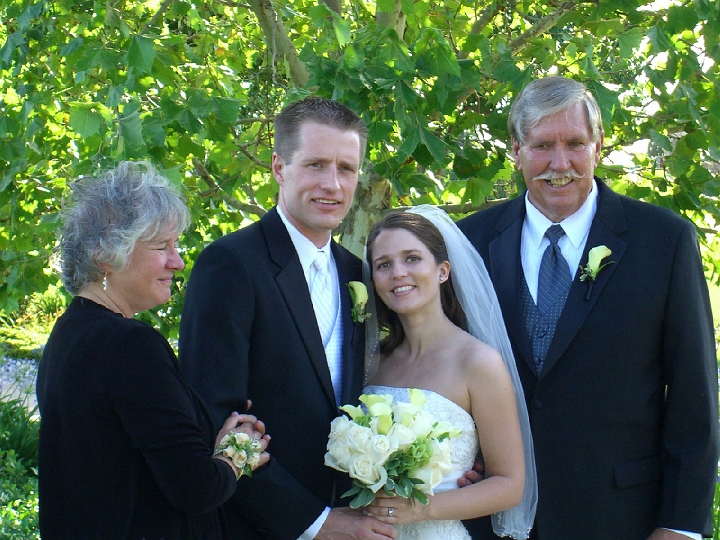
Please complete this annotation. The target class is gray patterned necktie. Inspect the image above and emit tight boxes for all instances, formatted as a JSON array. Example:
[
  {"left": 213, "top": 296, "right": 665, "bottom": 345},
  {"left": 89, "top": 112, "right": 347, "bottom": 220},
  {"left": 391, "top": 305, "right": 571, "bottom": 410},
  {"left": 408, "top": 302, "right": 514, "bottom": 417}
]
[{"left": 537, "top": 225, "right": 572, "bottom": 314}]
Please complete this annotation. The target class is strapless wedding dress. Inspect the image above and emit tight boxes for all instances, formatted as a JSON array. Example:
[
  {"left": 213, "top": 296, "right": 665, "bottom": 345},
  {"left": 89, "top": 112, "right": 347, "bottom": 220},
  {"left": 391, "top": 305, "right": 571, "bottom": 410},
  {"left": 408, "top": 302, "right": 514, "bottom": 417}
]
[{"left": 363, "top": 385, "right": 479, "bottom": 540}]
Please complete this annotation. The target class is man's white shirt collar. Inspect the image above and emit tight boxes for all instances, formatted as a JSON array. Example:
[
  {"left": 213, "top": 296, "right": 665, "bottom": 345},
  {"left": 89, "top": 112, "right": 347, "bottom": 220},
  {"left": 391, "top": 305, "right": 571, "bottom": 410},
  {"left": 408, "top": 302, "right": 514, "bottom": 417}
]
[
  {"left": 277, "top": 205, "right": 333, "bottom": 282},
  {"left": 524, "top": 178, "right": 598, "bottom": 246}
]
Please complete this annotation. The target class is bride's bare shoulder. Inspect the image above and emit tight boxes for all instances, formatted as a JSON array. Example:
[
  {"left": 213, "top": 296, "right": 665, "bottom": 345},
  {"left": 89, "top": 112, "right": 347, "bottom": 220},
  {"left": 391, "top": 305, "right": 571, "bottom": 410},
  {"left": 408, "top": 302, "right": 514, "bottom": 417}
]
[{"left": 452, "top": 330, "right": 507, "bottom": 379}]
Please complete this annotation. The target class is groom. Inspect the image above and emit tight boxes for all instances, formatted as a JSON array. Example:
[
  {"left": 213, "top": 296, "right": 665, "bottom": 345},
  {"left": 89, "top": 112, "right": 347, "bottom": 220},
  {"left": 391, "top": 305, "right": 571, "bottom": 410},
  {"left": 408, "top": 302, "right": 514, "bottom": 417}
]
[
  {"left": 459, "top": 76, "right": 717, "bottom": 539},
  {"left": 179, "top": 98, "right": 396, "bottom": 539}
]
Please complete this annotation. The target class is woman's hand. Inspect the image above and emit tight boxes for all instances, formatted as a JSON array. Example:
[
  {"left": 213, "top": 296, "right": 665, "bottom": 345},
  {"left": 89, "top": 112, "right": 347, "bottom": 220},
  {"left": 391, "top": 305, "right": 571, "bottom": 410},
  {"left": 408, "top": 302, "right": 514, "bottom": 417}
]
[{"left": 364, "top": 493, "right": 426, "bottom": 525}]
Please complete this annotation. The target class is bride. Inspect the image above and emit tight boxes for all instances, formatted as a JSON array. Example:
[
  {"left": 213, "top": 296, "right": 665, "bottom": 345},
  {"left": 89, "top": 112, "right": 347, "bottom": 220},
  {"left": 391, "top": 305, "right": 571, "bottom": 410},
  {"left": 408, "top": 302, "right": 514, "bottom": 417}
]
[{"left": 361, "top": 205, "right": 537, "bottom": 539}]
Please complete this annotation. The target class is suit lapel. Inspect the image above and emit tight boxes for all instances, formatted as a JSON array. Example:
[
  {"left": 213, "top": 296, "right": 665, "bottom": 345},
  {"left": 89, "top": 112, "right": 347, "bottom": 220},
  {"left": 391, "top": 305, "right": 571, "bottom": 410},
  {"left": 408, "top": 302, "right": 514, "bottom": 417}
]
[
  {"left": 541, "top": 180, "right": 628, "bottom": 376},
  {"left": 488, "top": 197, "right": 537, "bottom": 374},
  {"left": 333, "top": 243, "right": 361, "bottom": 406},
  {"left": 262, "top": 209, "right": 337, "bottom": 407}
]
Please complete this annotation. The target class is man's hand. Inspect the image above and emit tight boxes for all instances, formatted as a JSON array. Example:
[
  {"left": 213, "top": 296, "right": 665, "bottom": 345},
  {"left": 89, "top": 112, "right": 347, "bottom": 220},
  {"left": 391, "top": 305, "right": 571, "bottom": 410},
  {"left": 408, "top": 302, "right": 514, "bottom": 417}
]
[
  {"left": 457, "top": 460, "right": 485, "bottom": 488},
  {"left": 315, "top": 507, "right": 397, "bottom": 540}
]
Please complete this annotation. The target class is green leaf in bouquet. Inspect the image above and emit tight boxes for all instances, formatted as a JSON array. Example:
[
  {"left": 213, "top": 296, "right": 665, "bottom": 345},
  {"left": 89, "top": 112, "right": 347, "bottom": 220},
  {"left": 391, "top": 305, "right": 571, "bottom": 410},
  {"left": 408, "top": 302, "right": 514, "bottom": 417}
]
[
  {"left": 395, "top": 476, "right": 415, "bottom": 498},
  {"left": 347, "top": 485, "right": 377, "bottom": 509},
  {"left": 411, "top": 488, "right": 429, "bottom": 506}
]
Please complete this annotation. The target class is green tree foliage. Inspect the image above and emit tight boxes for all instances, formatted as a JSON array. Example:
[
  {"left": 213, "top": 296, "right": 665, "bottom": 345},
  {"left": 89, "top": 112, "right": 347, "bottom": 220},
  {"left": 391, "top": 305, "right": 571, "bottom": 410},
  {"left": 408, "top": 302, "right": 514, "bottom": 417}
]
[{"left": 1, "top": 0, "right": 719, "bottom": 332}]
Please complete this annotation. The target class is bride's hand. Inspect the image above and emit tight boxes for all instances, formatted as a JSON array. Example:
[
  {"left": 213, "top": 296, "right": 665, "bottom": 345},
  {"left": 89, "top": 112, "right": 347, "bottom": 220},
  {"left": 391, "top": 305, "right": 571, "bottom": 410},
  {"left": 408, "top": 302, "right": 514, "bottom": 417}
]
[{"left": 365, "top": 494, "right": 424, "bottom": 525}]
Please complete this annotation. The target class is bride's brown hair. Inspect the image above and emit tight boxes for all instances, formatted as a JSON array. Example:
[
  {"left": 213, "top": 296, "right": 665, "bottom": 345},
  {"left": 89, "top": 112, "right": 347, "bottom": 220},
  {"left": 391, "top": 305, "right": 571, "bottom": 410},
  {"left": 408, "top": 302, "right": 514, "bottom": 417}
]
[{"left": 366, "top": 211, "right": 467, "bottom": 354}]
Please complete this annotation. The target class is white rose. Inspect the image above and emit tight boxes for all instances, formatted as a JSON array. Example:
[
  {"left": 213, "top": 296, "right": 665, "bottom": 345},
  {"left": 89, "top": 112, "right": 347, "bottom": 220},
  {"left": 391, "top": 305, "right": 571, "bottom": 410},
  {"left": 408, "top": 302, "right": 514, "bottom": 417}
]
[
  {"left": 414, "top": 439, "right": 452, "bottom": 494},
  {"left": 325, "top": 438, "right": 353, "bottom": 472},
  {"left": 348, "top": 453, "right": 387, "bottom": 492},
  {"left": 222, "top": 446, "right": 237, "bottom": 458},
  {"left": 231, "top": 449, "right": 248, "bottom": 469},
  {"left": 367, "top": 433, "right": 397, "bottom": 465},
  {"left": 345, "top": 422, "right": 372, "bottom": 453},
  {"left": 328, "top": 415, "right": 354, "bottom": 440},
  {"left": 386, "top": 423, "right": 416, "bottom": 450},
  {"left": 392, "top": 401, "right": 421, "bottom": 426},
  {"left": 409, "top": 410, "right": 437, "bottom": 438}
]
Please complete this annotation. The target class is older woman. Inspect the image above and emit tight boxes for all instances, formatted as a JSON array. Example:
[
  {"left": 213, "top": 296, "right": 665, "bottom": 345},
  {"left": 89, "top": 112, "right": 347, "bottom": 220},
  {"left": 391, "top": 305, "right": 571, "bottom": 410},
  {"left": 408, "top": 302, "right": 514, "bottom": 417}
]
[{"left": 36, "top": 161, "right": 269, "bottom": 540}]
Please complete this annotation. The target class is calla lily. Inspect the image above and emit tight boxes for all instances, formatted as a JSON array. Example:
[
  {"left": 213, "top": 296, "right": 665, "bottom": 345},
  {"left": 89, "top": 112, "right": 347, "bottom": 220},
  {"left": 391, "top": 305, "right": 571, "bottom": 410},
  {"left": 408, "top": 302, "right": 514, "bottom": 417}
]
[
  {"left": 359, "top": 393, "right": 392, "bottom": 409},
  {"left": 340, "top": 404, "right": 366, "bottom": 420},
  {"left": 348, "top": 281, "right": 371, "bottom": 323},
  {"left": 348, "top": 281, "right": 368, "bottom": 305},
  {"left": 585, "top": 245, "right": 612, "bottom": 279},
  {"left": 408, "top": 388, "right": 427, "bottom": 408},
  {"left": 368, "top": 403, "right": 394, "bottom": 434},
  {"left": 430, "top": 420, "right": 463, "bottom": 440},
  {"left": 578, "top": 245, "right": 615, "bottom": 300}
]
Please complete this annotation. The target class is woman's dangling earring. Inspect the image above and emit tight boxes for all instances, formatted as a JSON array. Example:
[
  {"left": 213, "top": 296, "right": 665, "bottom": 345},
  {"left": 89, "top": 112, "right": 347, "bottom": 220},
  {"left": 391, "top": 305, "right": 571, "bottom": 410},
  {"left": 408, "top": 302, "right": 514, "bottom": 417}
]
[{"left": 103, "top": 271, "right": 108, "bottom": 291}]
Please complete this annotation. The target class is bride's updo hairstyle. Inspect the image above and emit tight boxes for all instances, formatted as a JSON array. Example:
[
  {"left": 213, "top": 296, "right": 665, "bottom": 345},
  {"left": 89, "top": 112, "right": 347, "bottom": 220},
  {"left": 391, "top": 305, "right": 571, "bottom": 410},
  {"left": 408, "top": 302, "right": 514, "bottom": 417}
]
[{"left": 366, "top": 211, "right": 466, "bottom": 354}]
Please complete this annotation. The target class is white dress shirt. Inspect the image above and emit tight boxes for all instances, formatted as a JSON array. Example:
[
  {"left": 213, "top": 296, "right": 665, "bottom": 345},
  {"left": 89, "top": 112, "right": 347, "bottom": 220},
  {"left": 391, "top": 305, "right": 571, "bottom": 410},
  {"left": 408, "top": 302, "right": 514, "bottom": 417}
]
[{"left": 521, "top": 180, "right": 597, "bottom": 299}]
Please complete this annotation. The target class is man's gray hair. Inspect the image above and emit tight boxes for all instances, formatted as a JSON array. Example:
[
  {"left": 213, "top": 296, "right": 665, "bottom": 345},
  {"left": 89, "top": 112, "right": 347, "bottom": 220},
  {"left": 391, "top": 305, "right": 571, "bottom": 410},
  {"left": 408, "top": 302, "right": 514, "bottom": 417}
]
[
  {"left": 58, "top": 161, "right": 190, "bottom": 295},
  {"left": 508, "top": 76, "right": 604, "bottom": 145}
]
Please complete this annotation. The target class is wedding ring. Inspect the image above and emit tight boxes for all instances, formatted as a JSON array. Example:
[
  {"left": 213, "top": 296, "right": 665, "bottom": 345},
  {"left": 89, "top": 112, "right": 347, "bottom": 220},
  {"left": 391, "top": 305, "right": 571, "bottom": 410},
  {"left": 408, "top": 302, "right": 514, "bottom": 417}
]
[{"left": 387, "top": 507, "right": 394, "bottom": 517}]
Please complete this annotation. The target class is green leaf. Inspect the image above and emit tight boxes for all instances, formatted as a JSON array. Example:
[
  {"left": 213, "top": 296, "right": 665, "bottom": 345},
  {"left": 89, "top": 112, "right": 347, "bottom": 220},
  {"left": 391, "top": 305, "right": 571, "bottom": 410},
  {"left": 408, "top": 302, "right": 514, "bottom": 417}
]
[
  {"left": 647, "top": 26, "right": 675, "bottom": 54},
  {"left": 397, "top": 127, "right": 421, "bottom": 160},
  {"left": 126, "top": 35, "right": 156, "bottom": 73},
  {"left": 377, "top": 0, "right": 395, "bottom": 11},
  {"left": 118, "top": 110, "right": 144, "bottom": 149},
  {"left": 69, "top": 104, "right": 103, "bottom": 139},
  {"left": 332, "top": 14, "right": 351, "bottom": 47},
  {"left": 419, "top": 128, "right": 446, "bottom": 164},
  {"left": 618, "top": 27, "right": 645, "bottom": 58}
]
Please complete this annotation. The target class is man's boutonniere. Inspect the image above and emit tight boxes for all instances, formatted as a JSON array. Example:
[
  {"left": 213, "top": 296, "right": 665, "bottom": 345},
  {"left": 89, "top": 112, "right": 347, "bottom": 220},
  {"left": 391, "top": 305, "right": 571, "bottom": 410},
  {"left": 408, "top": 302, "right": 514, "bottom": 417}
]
[
  {"left": 578, "top": 245, "right": 614, "bottom": 300},
  {"left": 348, "top": 281, "right": 371, "bottom": 323}
]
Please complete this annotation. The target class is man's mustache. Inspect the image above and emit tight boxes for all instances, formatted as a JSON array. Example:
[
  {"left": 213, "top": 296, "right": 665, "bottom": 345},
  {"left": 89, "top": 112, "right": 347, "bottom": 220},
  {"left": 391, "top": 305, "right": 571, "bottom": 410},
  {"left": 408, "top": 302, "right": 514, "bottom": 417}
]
[{"left": 533, "top": 169, "right": 585, "bottom": 182}]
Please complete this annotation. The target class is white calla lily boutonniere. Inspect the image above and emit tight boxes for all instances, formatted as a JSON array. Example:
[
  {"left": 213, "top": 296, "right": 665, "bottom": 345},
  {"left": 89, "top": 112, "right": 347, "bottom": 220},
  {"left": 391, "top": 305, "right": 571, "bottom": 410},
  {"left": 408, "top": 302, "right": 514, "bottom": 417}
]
[
  {"left": 578, "top": 245, "right": 614, "bottom": 300},
  {"left": 348, "top": 281, "right": 371, "bottom": 323}
]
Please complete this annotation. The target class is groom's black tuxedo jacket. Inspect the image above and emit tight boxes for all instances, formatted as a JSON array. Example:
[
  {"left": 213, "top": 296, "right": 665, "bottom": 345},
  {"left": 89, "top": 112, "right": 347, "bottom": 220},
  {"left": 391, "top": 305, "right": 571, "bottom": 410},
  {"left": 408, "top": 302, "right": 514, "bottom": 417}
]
[
  {"left": 179, "top": 207, "right": 365, "bottom": 539},
  {"left": 459, "top": 179, "right": 717, "bottom": 539}
]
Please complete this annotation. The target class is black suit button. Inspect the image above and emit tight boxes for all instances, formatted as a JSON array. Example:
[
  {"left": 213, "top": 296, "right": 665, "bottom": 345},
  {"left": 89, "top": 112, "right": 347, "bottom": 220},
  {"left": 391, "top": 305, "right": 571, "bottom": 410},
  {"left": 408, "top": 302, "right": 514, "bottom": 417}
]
[{"left": 533, "top": 399, "right": 543, "bottom": 410}]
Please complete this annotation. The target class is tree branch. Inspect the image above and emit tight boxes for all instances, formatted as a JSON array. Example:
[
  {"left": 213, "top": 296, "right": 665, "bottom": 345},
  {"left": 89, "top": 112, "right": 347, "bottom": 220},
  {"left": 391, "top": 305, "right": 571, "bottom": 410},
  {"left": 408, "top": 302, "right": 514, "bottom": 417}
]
[
  {"left": 510, "top": 2, "right": 576, "bottom": 53},
  {"left": 458, "top": 3, "right": 503, "bottom": 60},
  {"left": 193, "top": 158, "right": 267, "bottom": 217},
  {"left": 322, "top": 0, "right": 342, "bottom": 15},
  {"left": 142, "top": 0, "right": 175, "bottom": 33},
  {"left": 248, "top": 0, "right": 309, "bottom": 88},
  {"left": 375, "top": 0, "right": 406, "bottom": 40}
]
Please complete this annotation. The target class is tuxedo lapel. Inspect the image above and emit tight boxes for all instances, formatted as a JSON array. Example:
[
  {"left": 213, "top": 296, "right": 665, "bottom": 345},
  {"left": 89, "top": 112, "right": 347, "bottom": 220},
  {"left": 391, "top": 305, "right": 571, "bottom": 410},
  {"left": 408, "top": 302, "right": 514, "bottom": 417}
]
[
  {"left": 541, "top": 181, "right": 629, "bottom": 376},
  {"left": 488, "top": 198, "right": 537, "bottom": 374},
  {"left": 333, "top": 243, "right": 360, "bottom": 406},
  {"left": 262, "top": 210, "right": 336, "bottom": 407}
]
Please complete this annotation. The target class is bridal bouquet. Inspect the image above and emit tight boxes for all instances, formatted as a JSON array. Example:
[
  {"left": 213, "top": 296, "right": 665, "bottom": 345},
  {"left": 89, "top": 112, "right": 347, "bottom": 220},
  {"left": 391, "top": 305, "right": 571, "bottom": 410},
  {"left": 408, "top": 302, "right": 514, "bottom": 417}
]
[{"left": 324, "top": 389, "right": 462, "bottom": 508}]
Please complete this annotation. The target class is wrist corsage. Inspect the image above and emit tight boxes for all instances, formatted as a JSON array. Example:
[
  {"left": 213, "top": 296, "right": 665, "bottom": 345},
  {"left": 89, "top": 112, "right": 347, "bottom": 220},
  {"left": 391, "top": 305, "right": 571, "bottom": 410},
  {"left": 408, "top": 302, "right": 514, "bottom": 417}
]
[
  {"left": 348, "top": 281, "right": 371, "bottom": 323},
  {"left": 213, "top": 432, "right": 263, "bottom": 480},
  {"left": 578, "top": 245, "right": 614, "bottom": 300}
]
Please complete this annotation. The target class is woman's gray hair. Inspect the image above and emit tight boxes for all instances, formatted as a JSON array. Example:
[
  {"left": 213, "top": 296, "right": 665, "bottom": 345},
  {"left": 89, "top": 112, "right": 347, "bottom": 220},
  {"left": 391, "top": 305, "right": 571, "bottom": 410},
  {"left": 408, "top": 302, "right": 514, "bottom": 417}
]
[
  {"left": 58, "top": 161, "right": 190, "bottom": 295},
  {"left": 508, "top": 76, "right": 604, "bottom": 145}
]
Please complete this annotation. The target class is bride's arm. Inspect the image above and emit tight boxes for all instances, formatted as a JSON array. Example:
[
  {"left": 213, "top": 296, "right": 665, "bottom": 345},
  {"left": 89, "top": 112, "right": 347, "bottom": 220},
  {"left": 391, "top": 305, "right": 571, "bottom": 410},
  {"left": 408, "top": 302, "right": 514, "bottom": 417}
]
[{"left": 366, "top": 343, "right": 525, "bottom": 524}]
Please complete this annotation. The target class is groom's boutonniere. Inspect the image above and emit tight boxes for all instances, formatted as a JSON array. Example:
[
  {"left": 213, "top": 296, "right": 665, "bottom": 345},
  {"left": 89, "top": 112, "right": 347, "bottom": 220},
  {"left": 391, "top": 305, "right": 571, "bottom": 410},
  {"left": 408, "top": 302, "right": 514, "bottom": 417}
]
[
  {"left": 348, "top": 281, "right": 371, "bottom": 323},
  {"left": 578, "top": 245, "right": 614, "bottom": 300}
]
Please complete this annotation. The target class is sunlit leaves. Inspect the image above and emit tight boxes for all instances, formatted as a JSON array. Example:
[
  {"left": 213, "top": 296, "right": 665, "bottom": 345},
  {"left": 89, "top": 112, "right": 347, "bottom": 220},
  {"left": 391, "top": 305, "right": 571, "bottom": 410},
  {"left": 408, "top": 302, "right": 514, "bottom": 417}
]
[{"left": 0, "top": 0, "right": 719, "bottom": 322}]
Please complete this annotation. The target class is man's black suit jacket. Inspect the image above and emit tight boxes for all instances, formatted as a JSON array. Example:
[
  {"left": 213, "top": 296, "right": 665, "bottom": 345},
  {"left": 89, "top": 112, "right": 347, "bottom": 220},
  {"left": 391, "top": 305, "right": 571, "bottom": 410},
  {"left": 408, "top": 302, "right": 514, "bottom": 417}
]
[
  {"left": 458, "top": 179, "right": 717, "bottom": 539},
  {"left": 179, "top": 207, "right": 365, "bottom": 539}
]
